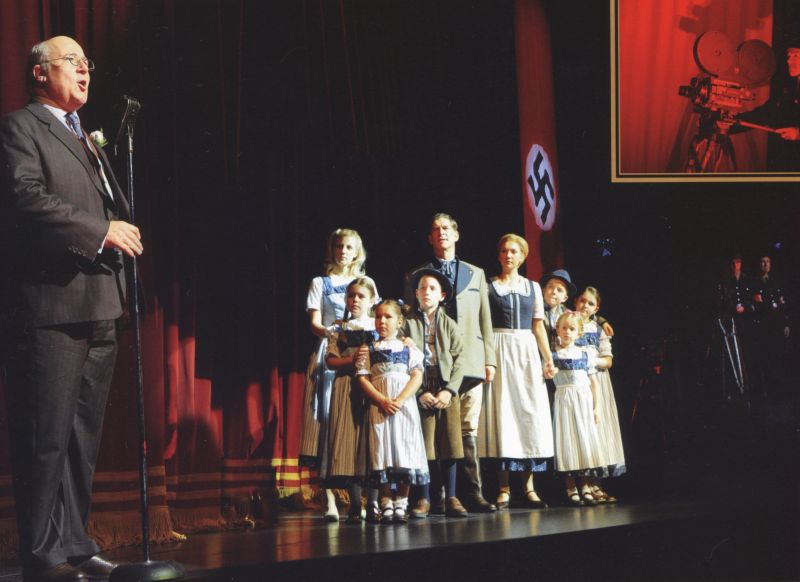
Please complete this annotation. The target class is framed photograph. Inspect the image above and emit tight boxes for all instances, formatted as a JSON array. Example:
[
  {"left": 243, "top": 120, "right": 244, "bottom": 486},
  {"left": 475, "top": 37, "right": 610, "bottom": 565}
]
[{"left": 611, "top": 0, "right": 800, "bottom": 182}]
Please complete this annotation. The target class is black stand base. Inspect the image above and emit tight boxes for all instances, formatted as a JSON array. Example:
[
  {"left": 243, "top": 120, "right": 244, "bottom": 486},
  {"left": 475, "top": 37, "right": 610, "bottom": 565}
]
[{"left": 109, "top": 560, "right": 185, "bottom": 582}]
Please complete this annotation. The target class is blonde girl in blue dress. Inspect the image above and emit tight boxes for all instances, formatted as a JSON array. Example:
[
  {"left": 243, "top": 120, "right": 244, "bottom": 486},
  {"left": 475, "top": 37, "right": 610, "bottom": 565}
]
[
  {"left": 300, "top": 229, "right": 376, "bottom": 521},
  {"left": 356, "top": 300, "right": 429, "bottom": 524},
  {"left": 551, "top": 311, "right": 605, "bottom": 506}
]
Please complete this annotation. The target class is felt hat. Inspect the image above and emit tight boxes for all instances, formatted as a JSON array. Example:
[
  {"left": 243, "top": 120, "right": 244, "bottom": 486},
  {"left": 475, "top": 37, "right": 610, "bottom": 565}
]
[
  {"left": 410, "top": 268, "right": 453, "bottom": 302},
  {"left": 540, "top": 269, "right": 577, "bottom": 298}
]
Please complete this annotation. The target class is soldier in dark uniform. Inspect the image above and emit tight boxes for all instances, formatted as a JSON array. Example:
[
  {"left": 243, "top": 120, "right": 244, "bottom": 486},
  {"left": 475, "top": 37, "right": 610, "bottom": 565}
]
[
  {"left": 719, "top": 255, "right": 756, "bottom": 321},
  {"left": 738, "top": 37, "right": 800, "bottom": 171},
  {"left": 751, "top": 254, "right": 791, "bottom": 395},
  {"left": 753, "top": 255, "right": 790, "bottom": 339},
  {"left": 717, "top": 255, "right": 757, "bottom": 396}
]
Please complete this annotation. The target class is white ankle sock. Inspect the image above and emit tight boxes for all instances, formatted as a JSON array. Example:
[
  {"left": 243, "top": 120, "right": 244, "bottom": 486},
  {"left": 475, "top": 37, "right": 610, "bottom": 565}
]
[{"left": 324, "top": 489, "right": 339, "bottom": 517}]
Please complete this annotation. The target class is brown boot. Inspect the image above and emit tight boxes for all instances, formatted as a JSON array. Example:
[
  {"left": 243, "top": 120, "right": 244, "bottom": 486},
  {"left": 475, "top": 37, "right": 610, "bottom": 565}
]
[
  {"left": 445, "top": 496, "right": 469, "bottom": 518},
  {"left": 458, "top": 435, "right": 496, "bottom": 513}
]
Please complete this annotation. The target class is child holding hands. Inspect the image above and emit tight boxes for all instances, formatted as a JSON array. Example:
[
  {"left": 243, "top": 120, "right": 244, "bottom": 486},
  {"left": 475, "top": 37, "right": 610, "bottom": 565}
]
[
  {"left": 551, "top": 311, "right": 605, "bottom": 506},
  {"left": 357, "top": 300, "right": 429, "bottom": 523}
]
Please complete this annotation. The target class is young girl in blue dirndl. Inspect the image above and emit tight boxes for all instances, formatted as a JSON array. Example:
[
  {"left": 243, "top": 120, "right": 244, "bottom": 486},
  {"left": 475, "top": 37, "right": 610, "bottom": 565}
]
[
  {"left": 551, "top": 311, "right": 605, "bottom": 506},
  {"left": 357, "top": 300, "right": 429, "bottom": 524},
  {"left": 300, "top": 229, "right": 377, "bottom": 521},
  {"left": 323, "top": 278, "right": 379, "bottom": 524},
  {"left": 575, "top": 287, "right": 625, "bottom": 503}
]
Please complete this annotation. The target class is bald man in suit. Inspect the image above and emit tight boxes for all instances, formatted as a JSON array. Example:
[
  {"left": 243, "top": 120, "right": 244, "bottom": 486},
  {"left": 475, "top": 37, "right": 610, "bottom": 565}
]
[{"left": 0, "top": 36, "right": 142, "bottom": 582}]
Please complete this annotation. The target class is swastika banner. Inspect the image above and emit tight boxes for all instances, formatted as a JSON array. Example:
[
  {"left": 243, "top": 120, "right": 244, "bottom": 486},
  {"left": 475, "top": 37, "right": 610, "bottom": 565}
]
[{"left": 515, "top": 0, "right": 563, "bottom": 279}]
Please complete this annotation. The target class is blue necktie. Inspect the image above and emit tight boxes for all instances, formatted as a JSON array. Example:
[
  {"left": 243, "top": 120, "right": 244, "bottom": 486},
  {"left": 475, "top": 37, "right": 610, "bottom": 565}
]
[
  {"left": 65, "top": 112, "right": 114, "bottom": 203},
  {"left": 66, "top": 112, "right": 101, "bottom": 172},
  {"left": 66, "top": 111, "right": 85, "bottom": 139}
]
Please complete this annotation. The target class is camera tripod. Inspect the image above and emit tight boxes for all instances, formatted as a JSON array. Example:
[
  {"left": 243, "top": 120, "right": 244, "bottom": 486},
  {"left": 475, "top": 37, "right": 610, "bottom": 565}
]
[
  {"left": 686, "top": 118, "right": 738, "bottom": 173},
  {"left": 717, "top": 316, "right": 746, "bottom": 400}
]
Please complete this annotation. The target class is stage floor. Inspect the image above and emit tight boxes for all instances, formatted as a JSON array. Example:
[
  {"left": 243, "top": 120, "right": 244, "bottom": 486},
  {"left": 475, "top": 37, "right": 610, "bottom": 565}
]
[
  {"left": 0, "top": 496, "right": 790, "bottom": 582},
  {"left": 109, "top": 500, "right": 708, "bottom": 570}
]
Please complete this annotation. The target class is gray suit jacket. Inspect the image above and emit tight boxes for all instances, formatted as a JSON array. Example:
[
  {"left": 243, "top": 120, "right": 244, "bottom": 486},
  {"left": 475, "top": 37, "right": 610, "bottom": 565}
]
[{"left": 0, "top": 101, "right": 129, "bottom": 326}]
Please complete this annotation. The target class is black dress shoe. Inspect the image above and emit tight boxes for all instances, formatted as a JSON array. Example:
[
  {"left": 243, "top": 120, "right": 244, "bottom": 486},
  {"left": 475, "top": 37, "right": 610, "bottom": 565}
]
[
  {"left": 463, "top": 495, "right": 497, "bottom": 513},
  {"left": 524, "top": 491, "right": 549, "bottom": 509},
  {"left": 428, "top": 501, "right": 445, "bottom": 515},
  {"left": 72, "top": 556, "right": 119, "bottom": 579},
  {"left": 28, "top": 563, "right": 87, "bottom": 582}
]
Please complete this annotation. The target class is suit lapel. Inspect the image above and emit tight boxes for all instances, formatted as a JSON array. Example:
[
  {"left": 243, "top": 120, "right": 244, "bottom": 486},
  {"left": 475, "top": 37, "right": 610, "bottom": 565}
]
[
  {"left": 427, "top": 258, "right": 472, "bottom": 295},
  {"left": 27, "top": 103, "right": 115, "bottom": 207},
  {"left": 455, "top": 261, "right": 472, "bottom": 295},
  {"left": 95, "top": 145, "right": 129, "bottom": 218}
]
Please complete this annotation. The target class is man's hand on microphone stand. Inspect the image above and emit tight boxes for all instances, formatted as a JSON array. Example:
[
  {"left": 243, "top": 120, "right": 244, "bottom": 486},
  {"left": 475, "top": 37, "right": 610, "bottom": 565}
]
[{"left": 105, "top": 220, "right": 143, "bottom": 257}]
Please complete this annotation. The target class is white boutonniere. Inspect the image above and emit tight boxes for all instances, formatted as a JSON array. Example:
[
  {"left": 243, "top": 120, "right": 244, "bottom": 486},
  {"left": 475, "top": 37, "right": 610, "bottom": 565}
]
[{"left": 90, "top": 129, "right": 108, "bottom": 149}]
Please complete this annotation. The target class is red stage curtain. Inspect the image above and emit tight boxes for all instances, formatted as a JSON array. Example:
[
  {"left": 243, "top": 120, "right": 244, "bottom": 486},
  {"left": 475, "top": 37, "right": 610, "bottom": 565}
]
[
  {"left": 0, "top": 1, "right": 51, "bottom": 554},
  {"left": 0, "top": 0, "right": 316, "bottom": 556},
  {"left": 618, "top": 0, "right": 772, "bottom": 174},
  {"left": 0, "top": 0, "right": 528, "bottom": 559}
]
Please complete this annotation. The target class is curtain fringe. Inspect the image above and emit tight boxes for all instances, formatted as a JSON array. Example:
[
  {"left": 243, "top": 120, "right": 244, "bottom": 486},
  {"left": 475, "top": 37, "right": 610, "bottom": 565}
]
[
  {"left": 168, "top": 506, "right": 227, "bottom": 534},
  {"left": 87, "top": 506, "right": 175, "bottom": 549},
  {"left": 0, "top": 484, "right": 342, "bottom": 560}
]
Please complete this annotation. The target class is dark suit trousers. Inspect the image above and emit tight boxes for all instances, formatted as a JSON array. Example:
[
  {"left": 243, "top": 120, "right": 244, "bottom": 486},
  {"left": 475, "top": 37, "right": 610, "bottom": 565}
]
[{"left": 4, "top": 320, "right": 117, "bottom": 572}]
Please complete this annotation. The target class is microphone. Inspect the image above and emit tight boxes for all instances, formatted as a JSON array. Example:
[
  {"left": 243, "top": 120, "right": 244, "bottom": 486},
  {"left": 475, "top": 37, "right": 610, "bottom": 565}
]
[{"left": 113, "top": 95, "right": 141, "bottom": 146}]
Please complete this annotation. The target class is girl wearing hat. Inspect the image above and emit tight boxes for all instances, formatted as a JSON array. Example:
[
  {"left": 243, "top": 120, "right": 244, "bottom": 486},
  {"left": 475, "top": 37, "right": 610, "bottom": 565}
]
[
  {"left": 542, "top": 269, "right": 578, "bottom": 352},
  {"left": 542, "top": 269, "right": 615, "bottom": 350}
]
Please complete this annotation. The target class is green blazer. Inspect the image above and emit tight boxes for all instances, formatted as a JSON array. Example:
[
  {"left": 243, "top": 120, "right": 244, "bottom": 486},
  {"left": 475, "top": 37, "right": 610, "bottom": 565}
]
[
  {"left": 405, "top": 258, "right": 496, "bottom": 386},
  {"left": 403, "top": 308, "right": 465, "bottom": 396}
]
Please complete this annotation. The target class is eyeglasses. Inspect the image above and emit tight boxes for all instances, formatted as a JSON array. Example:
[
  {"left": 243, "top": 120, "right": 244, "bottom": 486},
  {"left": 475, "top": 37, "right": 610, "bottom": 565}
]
[{"left": 44, "top": 54, "right": 95, "bottom": 71}]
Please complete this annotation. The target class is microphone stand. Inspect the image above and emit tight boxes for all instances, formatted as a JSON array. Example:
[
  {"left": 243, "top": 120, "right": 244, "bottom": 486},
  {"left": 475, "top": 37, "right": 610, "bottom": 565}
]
[{"left": 109, "top": 98, "right": 185, "bottom": 582}]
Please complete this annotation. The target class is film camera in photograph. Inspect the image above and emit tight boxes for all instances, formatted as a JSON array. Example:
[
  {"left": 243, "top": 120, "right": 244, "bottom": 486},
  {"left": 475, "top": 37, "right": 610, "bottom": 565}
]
[{"left": 679, "top": 31, "right": 776, "bottom": 172}]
